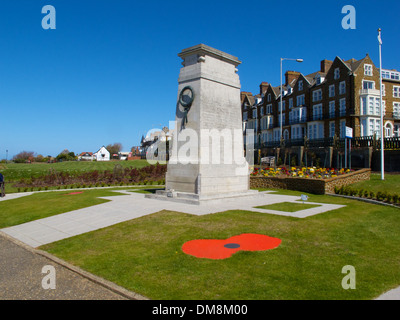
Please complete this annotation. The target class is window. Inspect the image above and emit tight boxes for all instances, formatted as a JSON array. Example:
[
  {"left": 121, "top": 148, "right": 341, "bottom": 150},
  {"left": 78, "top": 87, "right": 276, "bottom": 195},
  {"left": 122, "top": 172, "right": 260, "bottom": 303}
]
[
  {"left": 291, "top": 125, "right": 305, "bottom": 140},
  {"left": 283, "top": 129, "right": 289, "bottom": 140},
  {"left": 385, "top": 122, "right": 393, "bottom": 138},
  {"left": 394, "top": 102, "right": 400, "bottom": 119},
  {"left": 339, "top": 81, "right": 346, "bottom": 95},
  {"left": 297, "top": 94, "right": 305, "bottom": 106},
  {"left": 289, "top": 98, "right": 293, "bottom": 109},
  {"left": 361, "top": 119, "right": 367, "bottom": 137},
  {"left": 340, "top": 120, "right": 346, "bottom": 138},
  {"left": 312, "top": 89, "right": 322, "bottom": 102},
  {"left": 394, "top": 86, "right": 400, "bottom": 98},
  {"left": 298, "top": 80, "right": 303, "bottom": 91},
  {"left": 364, "top": 64, "right": 373, "bottom": 76},
  {"left": 243, "top": 112, "right": 248, "bottom": 121},
  {"left": 361, "top": 97, "right": 367, "bottom": 115},
  {"left": 252, "top": 109, "right": 257, "bottom": 118},
  {"left": 267, "top": 94, "right": 271, "bottom": 102},
  {"left": 313, "top": 104, "right": 323, "bottom": 120},
  {"left": 329, "top": 85, "right": 335, "bottom": 97},
  {"left": 334, "top": 68, "right": 340, "bottom": 80},
  {"left": 339, "top": 98, "right": 346, "bottom": 116},
  {"left": 329, "top": 101, "right": 336, "bottom": 118},
  {"left": 260, "top": 107, "right": 264, "bottom": 116},
  {"left": 368, "top": 97, "right": 374, "bottom": 115},
  {"left": 308, "top": 123, "right": 324, "bottom": 140},
  {"left": 369, "top": 119, "right": 381, "bottom": 137},
  {"left": 382, "top": 84, "right": 386, "bottom": 96},
  {"left": 316, "top": 75, "right": 324, "bottom": 85},
  {"left": 394, "top": 125, "right": 400, "bottom": 137},
  {"left": 329, "top": 121, "right": 335, "bottom": 137},
  {"left": 266, "top": 104, "right": 272, "bottom": 114},
  {"left": 363, "top": 81, "right": 375, "bottom": 90}
]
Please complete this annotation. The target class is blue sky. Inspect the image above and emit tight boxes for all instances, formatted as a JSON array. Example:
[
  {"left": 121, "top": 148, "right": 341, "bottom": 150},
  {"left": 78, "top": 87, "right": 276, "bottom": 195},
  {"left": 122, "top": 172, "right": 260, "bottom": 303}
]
[{"left": 1, "top": 0, "right": 399, "bottom": 159}]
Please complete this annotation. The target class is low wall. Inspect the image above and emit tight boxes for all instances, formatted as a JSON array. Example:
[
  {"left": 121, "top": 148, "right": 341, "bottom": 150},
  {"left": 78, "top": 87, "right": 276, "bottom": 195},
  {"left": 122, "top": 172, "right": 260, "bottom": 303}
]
[{"left": 250, "top": 168, "right": 371, "bottom": 195}]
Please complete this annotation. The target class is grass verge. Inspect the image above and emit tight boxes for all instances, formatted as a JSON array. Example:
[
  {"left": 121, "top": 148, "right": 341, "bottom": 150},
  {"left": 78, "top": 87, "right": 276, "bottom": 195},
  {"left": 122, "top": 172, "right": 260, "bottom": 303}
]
[
  {"left": 40, "top": 190, "right": 400, "bottom": 300},
  {"left": 255, "top": 202, "right": 321, "bottom": 212}
]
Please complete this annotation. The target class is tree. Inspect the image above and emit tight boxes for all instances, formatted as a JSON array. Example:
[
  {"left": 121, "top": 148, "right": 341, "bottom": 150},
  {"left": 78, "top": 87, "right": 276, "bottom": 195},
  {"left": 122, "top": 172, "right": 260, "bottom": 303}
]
[
  {"left": 56, "top": 150, "right": 76, "bottom": 162},
  {"left": 13, "top": 151, "right": 35, "bottom": 163},
  {"left": 106, "top": 143, "right": 123, "bottom": 156}
]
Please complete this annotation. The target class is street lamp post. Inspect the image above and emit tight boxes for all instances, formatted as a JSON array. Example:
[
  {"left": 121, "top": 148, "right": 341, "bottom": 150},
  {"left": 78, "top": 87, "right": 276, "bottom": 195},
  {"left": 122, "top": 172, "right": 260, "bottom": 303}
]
[
  {"left": 378, "top": 28, "right": 385, "bottom": 181},
  {"left": 280, "top": 58, "right": 303, "bottom": 140}
]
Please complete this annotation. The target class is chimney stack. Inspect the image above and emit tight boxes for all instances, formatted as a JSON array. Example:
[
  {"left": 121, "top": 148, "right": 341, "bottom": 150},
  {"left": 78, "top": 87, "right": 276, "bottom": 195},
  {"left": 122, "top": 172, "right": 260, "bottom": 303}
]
[
  {"left": 285, "top": 71, "right": 301, "bottom": 86},
  {"left": 320, "top": 59, "right": 333, "bottom": 73},
  {"left": 259, "top": 82, "right": 270, "bottom": 95}
]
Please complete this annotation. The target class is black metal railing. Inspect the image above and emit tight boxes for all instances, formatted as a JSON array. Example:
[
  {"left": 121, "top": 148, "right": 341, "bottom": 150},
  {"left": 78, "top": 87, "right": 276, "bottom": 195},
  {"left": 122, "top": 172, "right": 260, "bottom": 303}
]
[{"left": 251, "top": 136, "right": 400, "bottom": 150}]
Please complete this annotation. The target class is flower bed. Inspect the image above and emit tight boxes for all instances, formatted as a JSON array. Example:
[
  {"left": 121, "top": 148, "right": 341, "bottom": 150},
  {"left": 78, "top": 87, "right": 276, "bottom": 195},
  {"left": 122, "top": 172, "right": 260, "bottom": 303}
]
[
  {"left": 250, "top": 167, "right": 371, "bottom": 195},
  {"left": 251, "top": 166, "right": 353, "bottom": 179}
]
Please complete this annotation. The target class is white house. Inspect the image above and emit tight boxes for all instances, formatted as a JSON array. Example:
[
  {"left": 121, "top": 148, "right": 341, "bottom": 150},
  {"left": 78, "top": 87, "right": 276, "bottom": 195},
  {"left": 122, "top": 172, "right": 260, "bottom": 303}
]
[
  {"left": 78, "top": 152, "right": 94, "bottom": 161},
  {"left": 93, "top": 146, "right": 110, "bottom": 161}
]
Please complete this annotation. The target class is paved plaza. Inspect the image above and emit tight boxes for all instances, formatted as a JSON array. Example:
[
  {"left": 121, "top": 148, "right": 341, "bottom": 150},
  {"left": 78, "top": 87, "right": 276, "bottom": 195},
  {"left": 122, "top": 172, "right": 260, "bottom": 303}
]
[{"left": 1, "top": 190, "right": 344, "bottom": 248}]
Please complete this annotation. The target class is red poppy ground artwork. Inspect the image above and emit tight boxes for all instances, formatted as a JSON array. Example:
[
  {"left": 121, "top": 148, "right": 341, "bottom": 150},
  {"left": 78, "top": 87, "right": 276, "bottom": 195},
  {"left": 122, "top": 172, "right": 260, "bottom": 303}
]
[
  {"left": 182, "top": 234, "right": 282, "bottom": 260},
  {"left": 64, "top": 192, "right": 84, "bottom": 195}
]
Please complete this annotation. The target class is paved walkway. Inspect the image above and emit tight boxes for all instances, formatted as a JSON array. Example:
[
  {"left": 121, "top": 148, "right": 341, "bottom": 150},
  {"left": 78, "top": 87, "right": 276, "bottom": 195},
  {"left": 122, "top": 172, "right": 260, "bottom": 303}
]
[
  {"left": 0, "top": 231, "right": 141, "bottom": 300},
  {"left": 1, "top": 190, "right": 344, "bottom": 248}
]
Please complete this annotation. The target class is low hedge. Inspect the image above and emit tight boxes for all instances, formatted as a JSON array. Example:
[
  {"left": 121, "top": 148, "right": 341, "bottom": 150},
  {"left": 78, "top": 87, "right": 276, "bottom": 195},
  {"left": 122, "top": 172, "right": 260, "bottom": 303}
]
[{"left": 334, "top": 185, "right": 400, "bottom": 205}]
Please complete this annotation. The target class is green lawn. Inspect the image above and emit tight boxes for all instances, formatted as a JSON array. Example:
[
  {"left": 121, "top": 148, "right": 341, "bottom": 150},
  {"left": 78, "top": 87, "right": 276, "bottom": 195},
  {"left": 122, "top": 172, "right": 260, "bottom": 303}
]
[
  {"left": 351, "top": 173, "right": 400, "bottom": 194},
  {"left": 255, "top": 202, "right": 321, "bottom": 212},
  {"left": 0, "top": 160, "right": 150, "bottom": 181},
  {"left": 39, "top": 190, "right": 400, "bottom": 300},
  {"left": 0, "top": 189, "right": 129, "bottom": 228}
]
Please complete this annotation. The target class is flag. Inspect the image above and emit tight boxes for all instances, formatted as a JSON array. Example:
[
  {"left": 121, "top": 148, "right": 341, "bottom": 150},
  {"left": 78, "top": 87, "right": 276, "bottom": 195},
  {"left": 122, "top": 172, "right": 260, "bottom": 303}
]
[{"left": 378, "top": 30, "right": 382, "bottom": 45}]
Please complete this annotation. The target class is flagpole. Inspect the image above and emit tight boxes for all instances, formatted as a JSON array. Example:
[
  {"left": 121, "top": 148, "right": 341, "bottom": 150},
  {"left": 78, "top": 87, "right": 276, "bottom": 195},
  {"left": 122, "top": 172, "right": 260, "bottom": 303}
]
[{"left": 378, "top": 28, "right": 385, "bottom": 180}]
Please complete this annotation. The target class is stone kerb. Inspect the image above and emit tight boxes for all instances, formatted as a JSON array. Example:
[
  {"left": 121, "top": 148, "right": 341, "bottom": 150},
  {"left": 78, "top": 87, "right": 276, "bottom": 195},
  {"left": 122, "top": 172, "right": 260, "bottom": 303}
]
[{"left": 250, "top": 168, "right": 371, "bottom": 195}]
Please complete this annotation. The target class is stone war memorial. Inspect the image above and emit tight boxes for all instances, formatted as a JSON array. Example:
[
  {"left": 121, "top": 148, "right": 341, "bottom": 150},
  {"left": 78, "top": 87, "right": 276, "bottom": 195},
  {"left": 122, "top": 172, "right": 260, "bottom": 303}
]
[{"left": 147, "top": 44, "right": 257, "bottom": 204}]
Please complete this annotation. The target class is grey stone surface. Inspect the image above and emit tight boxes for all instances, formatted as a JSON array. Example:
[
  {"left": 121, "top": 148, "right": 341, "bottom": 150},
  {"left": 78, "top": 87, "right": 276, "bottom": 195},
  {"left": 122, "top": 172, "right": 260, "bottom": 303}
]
[
  {"left": 165, "top": 44, "right": 250, "bottom": 199},
  {"left": 0, "top": 232, "right": 133, "bottom": 300}
]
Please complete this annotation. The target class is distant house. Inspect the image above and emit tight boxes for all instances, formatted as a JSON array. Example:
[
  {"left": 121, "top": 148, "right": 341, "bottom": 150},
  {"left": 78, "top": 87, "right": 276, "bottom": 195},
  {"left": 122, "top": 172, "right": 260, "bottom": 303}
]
[
  {"left": 93, "top": 146, "right": 110, "bottom": 161},
  {"left": 118, "top": 151, "right": 131, "bottom": 160},
  {"left": 78, "top": 152, "right": 94, "bottom": 161}
]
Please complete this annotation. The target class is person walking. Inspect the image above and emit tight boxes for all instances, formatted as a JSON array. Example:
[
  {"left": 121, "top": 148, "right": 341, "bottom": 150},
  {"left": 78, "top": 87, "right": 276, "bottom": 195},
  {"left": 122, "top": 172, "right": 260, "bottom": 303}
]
[{"left": 0, "top": 173, "right": 5, "bottom": 197}]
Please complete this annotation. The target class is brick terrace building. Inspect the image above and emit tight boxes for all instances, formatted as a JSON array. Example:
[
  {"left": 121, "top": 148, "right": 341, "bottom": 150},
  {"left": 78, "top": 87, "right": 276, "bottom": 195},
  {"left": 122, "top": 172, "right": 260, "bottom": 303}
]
[{"left": 242, "top": 54, "right": 400, "bottom": 146}]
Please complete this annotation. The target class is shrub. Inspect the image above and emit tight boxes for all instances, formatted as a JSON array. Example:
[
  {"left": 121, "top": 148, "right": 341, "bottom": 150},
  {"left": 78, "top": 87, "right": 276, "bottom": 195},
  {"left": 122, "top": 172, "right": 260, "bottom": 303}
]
[
  {"left": 369, "top": 191, "right": 375, "bottom": 199},
  {"left": 45, "top": 186, "right": 48, "bottom": 191},
  {"left": 393, "top": 194, "right": 399, "bottom": 204},
  {"left": 357, "top": 189, "right": 364, "bottom": 198},
  {"left": 364, "top": 190, "right": 369, "bottom": 198},
  {"left": 386, "top": 194, "right": 393, "bottom": 203}
]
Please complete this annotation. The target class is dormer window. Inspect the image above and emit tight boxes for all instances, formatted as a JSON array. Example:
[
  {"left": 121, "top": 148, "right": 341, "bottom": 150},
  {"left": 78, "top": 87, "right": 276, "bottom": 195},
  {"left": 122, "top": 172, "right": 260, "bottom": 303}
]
[
  {"left": 267, "top": 94, "right": 271, "bottom": 102},
  {"left": 315, "top": 74, "right": 325, "bottom": 85}
]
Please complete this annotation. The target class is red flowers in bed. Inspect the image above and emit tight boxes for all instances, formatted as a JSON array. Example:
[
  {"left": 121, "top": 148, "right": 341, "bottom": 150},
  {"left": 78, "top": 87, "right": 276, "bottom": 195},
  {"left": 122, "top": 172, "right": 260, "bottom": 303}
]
[{"left": 182, "top": 233, "right": 281, "bottom": 260}]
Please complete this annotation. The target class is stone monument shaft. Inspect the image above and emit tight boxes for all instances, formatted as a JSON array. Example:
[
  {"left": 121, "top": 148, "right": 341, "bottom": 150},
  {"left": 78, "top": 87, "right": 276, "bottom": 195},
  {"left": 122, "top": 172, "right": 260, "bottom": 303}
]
[{"left": 166, "top": 44, "right": 249, "bottom": 198}]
